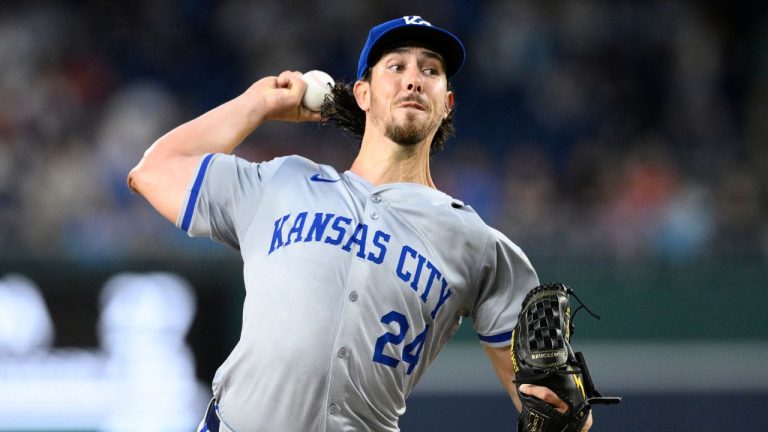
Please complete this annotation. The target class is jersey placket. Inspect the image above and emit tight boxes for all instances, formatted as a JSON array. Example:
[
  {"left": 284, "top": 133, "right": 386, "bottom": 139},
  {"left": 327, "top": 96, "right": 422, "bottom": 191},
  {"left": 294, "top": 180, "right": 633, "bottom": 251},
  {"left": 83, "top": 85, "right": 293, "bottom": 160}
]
[{"left": 324, "top": 190, "right": 385, "bottom": 431}]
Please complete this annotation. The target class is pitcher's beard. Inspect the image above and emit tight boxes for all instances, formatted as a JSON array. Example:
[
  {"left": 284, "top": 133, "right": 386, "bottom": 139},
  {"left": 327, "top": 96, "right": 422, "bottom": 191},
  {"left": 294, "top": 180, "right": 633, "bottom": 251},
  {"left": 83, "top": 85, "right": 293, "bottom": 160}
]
[{"left": 384, "top": 116, "right": 435, "bottom": 146}]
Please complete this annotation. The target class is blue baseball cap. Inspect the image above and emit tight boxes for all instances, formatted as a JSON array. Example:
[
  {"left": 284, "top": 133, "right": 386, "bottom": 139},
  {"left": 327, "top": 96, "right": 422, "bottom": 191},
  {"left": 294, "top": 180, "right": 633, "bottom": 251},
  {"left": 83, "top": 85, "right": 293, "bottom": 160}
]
[{"left": 356, "top": 16, "right": 465, "bottom": 80}]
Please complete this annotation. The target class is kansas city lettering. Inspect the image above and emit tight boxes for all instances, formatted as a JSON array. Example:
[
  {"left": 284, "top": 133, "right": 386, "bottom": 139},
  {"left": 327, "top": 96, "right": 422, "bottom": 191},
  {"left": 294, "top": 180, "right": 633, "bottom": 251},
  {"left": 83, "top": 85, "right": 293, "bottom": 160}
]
[
  {"left": 269, "top": 212, "right": 390, "bottom": 265},
  {"left": 396, "top": 245, "right": 452, "bottom": 319},
  {"left": 269, "top": 211, "right": 452, "bottom": 319}
]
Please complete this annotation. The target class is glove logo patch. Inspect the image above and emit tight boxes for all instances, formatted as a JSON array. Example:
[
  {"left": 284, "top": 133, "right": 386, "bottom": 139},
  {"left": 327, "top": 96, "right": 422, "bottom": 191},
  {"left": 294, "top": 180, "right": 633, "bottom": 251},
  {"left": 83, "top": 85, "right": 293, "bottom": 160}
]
[{"left": 572, "top": 373, "right": 586, "bottom": 399}]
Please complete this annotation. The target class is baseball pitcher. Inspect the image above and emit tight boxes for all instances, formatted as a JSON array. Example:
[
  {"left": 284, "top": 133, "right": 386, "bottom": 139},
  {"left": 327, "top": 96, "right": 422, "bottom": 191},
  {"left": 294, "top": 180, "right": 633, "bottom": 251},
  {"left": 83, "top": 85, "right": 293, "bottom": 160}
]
[{"left": 129, "top": 16, "right": 612, "bottom": 432}]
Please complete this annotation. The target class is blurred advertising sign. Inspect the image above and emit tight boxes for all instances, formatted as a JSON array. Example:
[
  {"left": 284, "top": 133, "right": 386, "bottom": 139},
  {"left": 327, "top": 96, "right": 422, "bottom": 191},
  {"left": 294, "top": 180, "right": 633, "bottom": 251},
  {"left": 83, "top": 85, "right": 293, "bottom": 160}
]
[{"left": 0, "top": 272, "right": 208, "bottom": 431}]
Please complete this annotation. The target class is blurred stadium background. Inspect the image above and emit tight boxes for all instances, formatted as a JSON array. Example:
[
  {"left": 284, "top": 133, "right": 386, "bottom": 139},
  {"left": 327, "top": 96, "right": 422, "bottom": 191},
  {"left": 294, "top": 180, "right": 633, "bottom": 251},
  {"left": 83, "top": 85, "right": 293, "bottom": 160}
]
[{"left": 0, "top": 1, "right": 766, "bottom": 430}]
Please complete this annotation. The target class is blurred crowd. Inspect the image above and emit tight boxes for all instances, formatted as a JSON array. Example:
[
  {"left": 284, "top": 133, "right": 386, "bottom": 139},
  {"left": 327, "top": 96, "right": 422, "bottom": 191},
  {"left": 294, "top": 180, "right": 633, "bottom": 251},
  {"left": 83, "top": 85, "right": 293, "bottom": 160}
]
[{"left": 0, "top": 0, "right": 766, "bottom": 264}]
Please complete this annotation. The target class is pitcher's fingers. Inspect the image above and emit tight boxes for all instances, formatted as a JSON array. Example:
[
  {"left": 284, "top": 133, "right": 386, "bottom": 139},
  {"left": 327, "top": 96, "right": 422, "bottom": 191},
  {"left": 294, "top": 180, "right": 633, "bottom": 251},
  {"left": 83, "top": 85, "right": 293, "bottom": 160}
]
[
  {"left": 276, "top": 70, "right": 300, "bottom": 88},
  {"left": 518, "top": 384, "right": 569, "bottom": 414}
]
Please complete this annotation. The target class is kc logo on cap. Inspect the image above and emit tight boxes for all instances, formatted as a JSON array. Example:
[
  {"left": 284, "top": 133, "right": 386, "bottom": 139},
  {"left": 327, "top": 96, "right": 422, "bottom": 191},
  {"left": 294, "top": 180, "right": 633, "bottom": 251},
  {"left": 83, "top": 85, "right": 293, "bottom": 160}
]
[
  {"left": 356, "top": 15, "right": 466, "bottom": 80},
  {"left": 402, "top": 16, "right": 432, "bottom": 26}
]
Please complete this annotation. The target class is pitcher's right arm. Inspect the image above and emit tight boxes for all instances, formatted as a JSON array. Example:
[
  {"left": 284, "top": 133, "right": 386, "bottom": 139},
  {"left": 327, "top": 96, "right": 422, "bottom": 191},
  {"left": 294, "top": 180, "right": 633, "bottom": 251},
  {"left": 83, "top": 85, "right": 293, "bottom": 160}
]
[{"left": 127, "top": 71, "right": 319, "bottom": 223}]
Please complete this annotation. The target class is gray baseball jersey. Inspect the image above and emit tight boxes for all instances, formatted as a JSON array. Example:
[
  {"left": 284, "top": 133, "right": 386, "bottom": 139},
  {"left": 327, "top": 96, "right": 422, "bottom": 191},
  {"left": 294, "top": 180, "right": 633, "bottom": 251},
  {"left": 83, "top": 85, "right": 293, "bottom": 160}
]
[{"left": 179, "top": 153, "right": 539, "bottom": 431}]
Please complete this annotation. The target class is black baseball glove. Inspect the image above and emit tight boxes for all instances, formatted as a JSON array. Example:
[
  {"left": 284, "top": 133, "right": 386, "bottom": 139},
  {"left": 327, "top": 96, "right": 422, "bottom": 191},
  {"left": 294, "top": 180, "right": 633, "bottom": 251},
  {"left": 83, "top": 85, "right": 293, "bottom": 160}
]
[{"left": 511, "top": 283, "right": 620, "bottom": 432}]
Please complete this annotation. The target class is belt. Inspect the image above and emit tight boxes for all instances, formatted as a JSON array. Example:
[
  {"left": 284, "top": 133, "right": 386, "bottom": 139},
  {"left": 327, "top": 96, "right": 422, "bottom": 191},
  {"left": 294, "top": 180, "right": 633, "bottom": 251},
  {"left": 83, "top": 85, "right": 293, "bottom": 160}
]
[{"left": 200, "top": 398, "right": 220, "bottom": 432}]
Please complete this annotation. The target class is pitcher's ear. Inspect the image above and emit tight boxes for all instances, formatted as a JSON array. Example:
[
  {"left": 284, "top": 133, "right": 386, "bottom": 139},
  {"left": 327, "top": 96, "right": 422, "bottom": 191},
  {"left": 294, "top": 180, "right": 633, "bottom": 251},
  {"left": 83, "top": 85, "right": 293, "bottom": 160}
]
[
  {"left": 353, "top": 80, "right": 371, "bottom": 111},
  {"left": 445, "top": 91, "right": 455, "bottom": 118}
]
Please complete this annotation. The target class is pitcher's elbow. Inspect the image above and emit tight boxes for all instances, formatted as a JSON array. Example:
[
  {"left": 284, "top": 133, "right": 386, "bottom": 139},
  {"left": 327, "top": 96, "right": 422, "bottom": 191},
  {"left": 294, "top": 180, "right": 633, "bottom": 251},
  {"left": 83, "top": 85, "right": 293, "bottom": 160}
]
[{"left": 127, "top": 160, "right": 148, "bottom": 194}]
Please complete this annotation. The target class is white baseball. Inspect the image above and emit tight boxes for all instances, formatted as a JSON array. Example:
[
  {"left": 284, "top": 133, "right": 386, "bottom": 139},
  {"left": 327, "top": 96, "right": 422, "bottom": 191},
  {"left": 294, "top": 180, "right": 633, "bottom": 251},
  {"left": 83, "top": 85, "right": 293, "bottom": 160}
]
[{"left": 301, "top": 70, "right": 335, "bottom": 112}]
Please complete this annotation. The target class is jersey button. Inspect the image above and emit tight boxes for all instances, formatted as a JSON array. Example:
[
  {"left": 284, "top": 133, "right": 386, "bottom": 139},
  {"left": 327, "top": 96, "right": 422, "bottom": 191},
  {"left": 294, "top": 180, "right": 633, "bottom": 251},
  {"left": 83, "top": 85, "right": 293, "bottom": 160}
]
[
  {"left": 371, "top": 194, "right": 382, "bottom": 203},
  {"left": 349, "top": 291, "right": 359, "bottom": 302},
  {"left": 370, "top": 211, "right": 379, "bottom": 220},
  {"left": 337, "top": 347, "right": 349, "bottom": 358},
  {"left": 328, "top": 404, "right": 340, "bottom": 415}
]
